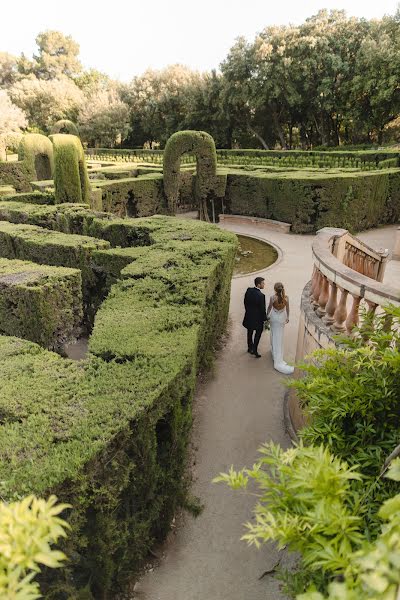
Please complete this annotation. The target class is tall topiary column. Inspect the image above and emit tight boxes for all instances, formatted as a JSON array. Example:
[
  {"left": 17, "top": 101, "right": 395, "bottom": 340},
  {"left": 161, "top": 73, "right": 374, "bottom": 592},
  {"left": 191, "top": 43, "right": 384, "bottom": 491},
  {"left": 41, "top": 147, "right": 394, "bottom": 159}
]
[
  {"left": 18, "top": 133, "right": 54, "bottom": 181},
  {"left": 163, "top": 130, "right": 218, "bottom": 221},
  {"left": 50, "top": 119, "right": 80, "bottom": 137},
  {"left": 51, "top": 134, "right": 90, "bottom": 204}
]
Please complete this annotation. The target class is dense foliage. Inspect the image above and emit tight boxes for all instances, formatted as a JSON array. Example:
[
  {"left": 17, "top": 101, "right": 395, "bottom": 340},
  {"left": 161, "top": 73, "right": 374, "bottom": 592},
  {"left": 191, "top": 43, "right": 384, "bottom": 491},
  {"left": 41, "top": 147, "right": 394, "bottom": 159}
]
[
  {"left": 216, "top": 307, "right": 400, "bottom": 597},
  {"left": 216, "top": 446, "right": 400, "bottom": 599},
  {"left": 1, "top": 11, "right": 400, "bottom": 148}
]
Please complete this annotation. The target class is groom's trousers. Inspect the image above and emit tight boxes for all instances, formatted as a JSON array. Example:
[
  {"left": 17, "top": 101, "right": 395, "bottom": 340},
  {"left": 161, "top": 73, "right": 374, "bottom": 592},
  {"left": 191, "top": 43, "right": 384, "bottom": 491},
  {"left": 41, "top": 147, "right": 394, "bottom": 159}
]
[{"left": 247, "top": 327, "right": 263, "bottom": 353}]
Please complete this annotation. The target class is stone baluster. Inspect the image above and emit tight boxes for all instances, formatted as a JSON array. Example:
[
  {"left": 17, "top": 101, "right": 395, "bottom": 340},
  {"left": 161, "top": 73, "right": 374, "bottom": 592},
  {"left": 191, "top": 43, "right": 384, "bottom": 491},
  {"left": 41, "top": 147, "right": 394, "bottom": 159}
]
[
  {"left": 316, "top": 275, "right": 330, "bottom": 316},
  {"left": 345, "top": 294, "right": 361, "bottom": 334},
  {"left": 312, "top": 270, "right": 323, "bottom": 307},
  {"left": 332, "top": 288, "right": 349, "bottom": 332},
  {"left": 322, "top": 282, "right": 338, "bottom": 326},
  {"left": 309, "top": 267, "right": 318, "bottom": 298}
]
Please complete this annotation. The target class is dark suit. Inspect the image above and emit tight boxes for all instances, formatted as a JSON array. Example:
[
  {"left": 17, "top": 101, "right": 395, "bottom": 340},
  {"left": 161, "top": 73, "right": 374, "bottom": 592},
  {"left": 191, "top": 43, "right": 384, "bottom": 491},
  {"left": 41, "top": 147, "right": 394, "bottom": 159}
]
[{"left": 242, "top": 287, "right": 267, "bottom": 353}]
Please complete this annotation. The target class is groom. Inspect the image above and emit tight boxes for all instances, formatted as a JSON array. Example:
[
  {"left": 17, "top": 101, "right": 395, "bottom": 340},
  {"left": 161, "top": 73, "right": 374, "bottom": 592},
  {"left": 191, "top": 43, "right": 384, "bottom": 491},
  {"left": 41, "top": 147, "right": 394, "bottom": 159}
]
[{"left": 242, "top": 277, "right": 267, "bottom": 358}]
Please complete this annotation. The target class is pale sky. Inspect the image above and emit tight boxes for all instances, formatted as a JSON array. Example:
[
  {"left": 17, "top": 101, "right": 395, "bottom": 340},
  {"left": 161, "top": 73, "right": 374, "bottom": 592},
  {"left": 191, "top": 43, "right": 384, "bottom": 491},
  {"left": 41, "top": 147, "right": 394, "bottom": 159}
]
[{"left": 2, "top": 0, "right": 399, "bottom": 81}]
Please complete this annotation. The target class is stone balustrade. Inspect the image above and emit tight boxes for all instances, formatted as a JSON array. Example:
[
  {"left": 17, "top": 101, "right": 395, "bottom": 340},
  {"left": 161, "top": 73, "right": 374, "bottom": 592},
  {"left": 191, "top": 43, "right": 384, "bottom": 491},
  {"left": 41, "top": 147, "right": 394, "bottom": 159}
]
[
  {"left": 308, "top": 228, "right": 399, "bottom": 337},
  {"left": 290, "top": 227, "right": 400, "bottom": 435}
]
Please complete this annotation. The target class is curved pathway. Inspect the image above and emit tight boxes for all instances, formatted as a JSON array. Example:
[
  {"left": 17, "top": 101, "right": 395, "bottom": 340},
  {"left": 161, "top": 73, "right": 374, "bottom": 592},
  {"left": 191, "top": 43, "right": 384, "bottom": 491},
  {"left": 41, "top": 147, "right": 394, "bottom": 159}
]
[{"left": 136, "top": 222, "right": 399, "bottom": 600}]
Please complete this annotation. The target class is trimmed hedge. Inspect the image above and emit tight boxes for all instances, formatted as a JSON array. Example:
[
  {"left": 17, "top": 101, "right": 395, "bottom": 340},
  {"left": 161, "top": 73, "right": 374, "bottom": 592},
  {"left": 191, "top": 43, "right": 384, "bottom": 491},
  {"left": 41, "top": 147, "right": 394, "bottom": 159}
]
[
  {"left": 0, "top": 214, "right": 237, "bottom": 598},
  {"left": 50, "top": 119, "right": 80, "bottom": 136},
  {"left": 163, "top": 130, "right": 218, "bottom": 218},
  {"left": 86, "top": 146, "right": 400, "bottom": 170},
  {"left": 0, "top": 161, "right": 33, "bottom": 192},
  {"left": 223, "top": 168, "right": 400, "bottom": 233},
  {"left": 0, "top": 257, "right": 82, "bottom": 350},
  {"left": 93, "top": 174, "right": 167, "bottom": 216},
  {"left": 51, "top": 134, "right": 91, "bottom": 204},
  {"left": 18, "top": 133, "right": 54, "bottom": 181},
  {"left": 0, "top": 191, "right": 55, "bottom": 205},
  {"left": 0, "top": 222, "right": 110, "bottom": 323}
]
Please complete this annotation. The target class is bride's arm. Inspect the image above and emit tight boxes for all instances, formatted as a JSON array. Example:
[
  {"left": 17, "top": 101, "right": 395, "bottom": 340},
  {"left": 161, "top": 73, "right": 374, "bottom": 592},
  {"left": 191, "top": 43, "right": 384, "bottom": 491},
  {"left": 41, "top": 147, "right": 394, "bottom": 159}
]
[{"left": 266, "top": 297, "right": 273, "bottom": 318}]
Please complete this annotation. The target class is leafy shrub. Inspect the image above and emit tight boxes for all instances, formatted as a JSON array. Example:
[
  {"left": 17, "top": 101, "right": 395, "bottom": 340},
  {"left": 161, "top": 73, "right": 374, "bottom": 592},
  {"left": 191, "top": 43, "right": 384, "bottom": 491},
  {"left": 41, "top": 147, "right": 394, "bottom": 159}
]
[
  {"left": 290, "top": 306, "right": 400, "bottom": 532},
  {"left": 216, "top": 445, "right": 400, "bottom": 599},
  {"left": 0, "top": 495, "right": 69, "bottom": 599}
]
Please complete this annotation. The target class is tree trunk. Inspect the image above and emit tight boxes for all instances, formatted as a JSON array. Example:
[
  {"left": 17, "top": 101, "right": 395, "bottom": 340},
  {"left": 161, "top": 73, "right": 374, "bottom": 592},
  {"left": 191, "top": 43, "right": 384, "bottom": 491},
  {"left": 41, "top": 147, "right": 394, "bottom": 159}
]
[
  {"left": 248, "top": 125, "right": 269, "bottom": 149},
  {"left": 270, "top": 103, "right": 287, "bottom": 149}
]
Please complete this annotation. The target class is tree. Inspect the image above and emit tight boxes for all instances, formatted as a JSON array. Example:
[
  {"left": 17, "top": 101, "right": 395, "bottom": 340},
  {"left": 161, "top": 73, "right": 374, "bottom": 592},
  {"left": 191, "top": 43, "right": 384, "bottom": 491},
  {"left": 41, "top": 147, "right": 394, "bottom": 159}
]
[
  {"left": 0, "top": 52, "right": 19, "bottom": 89},
  {"left": 79, "top": 87, "right": 130, "bottom": 147},
  {"left": 0, "top": 90, "right": 27, "bottom": 134},
  {"left": 33, "top": 30, "right": 81, "bottom": 80},
  {"left": 124, "top": 65, "right": 202, "bottom": 147},
  {"left": 9, "top": 76, "right": 83, "bottom": 132}
]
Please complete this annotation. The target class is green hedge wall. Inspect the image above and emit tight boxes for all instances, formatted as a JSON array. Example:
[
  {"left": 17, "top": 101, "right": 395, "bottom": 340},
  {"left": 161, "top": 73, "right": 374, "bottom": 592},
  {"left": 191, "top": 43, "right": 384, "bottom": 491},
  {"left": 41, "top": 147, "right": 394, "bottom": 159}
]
[
  {"left": 0, "top": 214, "right": 237, "bottom": 598},
  {"left": 4, "top": 161, "right": 399, "bottom": 233},
  {"left": 0, "top": 257, "right": 82, "bottom": 349},
  {"left": 0, "top": 222, "right": 110, "bottom": 323},
  {"left": 223, "top": 169, "right": 400, "bottom": 233},
  {"left": 93, "top": 174, "right": 166, "bottom": 217}
]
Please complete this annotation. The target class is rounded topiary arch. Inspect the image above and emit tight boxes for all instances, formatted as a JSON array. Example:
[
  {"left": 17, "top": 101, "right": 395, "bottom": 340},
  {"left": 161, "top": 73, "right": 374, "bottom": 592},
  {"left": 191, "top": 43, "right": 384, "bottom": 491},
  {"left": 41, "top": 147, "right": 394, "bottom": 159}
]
[
  {"left": 51, "top": 134, "right": 90, "bottom": 204},
  {"left": 163, "top": 130, "right": 217, "bottom": 221},
  {"left": 18, "top": 133, "right": 54, "bottom": 181},
  {"left": 50, "top": 119, "right": 80, "bottom": 137}
]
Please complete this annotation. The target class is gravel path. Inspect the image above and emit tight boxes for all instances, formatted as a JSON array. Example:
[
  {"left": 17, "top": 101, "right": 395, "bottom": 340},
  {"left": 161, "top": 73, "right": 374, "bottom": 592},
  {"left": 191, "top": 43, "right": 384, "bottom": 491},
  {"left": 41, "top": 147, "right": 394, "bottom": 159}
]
[{"left": 136, "top": 223, "right": 399, "bottom": 600}]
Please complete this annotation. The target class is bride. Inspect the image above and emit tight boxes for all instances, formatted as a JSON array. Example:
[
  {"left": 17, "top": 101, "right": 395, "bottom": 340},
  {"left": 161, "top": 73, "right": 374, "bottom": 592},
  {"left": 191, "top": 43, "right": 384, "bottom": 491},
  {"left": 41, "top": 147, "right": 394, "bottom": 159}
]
[{"left": 266, "top": 282, "right": 294, "bottom": 375}]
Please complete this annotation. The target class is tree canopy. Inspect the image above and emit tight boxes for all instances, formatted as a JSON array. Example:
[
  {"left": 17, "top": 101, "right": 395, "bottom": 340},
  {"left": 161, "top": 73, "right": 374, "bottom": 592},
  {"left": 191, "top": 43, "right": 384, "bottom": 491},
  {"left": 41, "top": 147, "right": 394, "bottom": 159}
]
[{"left": 1, "top": 11, "right": 400, "bottom": 148}]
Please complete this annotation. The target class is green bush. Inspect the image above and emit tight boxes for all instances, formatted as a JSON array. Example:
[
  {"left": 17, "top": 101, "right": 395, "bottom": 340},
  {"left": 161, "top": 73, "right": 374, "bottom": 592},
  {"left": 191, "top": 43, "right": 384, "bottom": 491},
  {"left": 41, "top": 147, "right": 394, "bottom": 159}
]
[
  {"left": 0, "top": 214, "right": 237, "bottom": 598},
  {"left": 163, "top": 130, "right": 219, "bottom": 219},
  {"left": 18, "top": 133, "right": 54, "bottom": 181},
  {"left": 0, "top": 257, "right": 82, "bottom": 350},
  {"left": 51, "top": 134, "right": 91, "bottom": 204},
  {"left": 290, "top": 307, "right": 400, "bottom": 531},
  {"left": 216, "top": 443, "right": 400, "bottom": 599},
  {"left": 50, "top": 119, "right": 80, "bottom": 136}
]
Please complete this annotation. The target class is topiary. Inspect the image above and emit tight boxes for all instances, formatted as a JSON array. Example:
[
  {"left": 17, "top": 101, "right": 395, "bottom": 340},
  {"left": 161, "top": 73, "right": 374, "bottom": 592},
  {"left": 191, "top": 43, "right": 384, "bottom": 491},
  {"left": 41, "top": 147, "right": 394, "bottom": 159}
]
[
  {"left": 18, "top": 133, "right": 54, "bottom": 181},
  {"left": 163, "top": 130, "right": 218, "bottom": 221},
  {"left": 51, "top": 133, "right": 90, "bottom": 204},
  {"left": 50, "top": 119, "right": 80, "bottom": 137}
]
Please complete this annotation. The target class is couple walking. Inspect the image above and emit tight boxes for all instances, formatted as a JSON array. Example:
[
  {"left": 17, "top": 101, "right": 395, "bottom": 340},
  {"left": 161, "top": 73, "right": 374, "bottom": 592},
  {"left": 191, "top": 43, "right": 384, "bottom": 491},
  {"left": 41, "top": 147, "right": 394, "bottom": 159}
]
[{"left": 243, "top": 276, "right": 294, "bottom": 375}]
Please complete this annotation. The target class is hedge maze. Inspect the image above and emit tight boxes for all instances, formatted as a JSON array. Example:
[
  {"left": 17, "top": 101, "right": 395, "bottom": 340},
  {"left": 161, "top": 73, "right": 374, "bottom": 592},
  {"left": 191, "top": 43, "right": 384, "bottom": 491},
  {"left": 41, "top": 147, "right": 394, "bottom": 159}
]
[
  {"left": 2, "top": 129, "right": 400, "bottom": 233},
  {"left": 0, "top": 211, "right": 236, "bottom": 597},
  {"left": 0, "top": 129, "right": 238, "bottom": 597}
]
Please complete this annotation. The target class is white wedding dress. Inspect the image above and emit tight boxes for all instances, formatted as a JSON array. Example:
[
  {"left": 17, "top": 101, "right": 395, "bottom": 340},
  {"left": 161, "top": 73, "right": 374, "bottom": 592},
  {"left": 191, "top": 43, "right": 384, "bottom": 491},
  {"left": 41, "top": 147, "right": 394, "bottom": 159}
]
[{"left": 269, "top": 300, "right": 294, "bottom": 375}]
